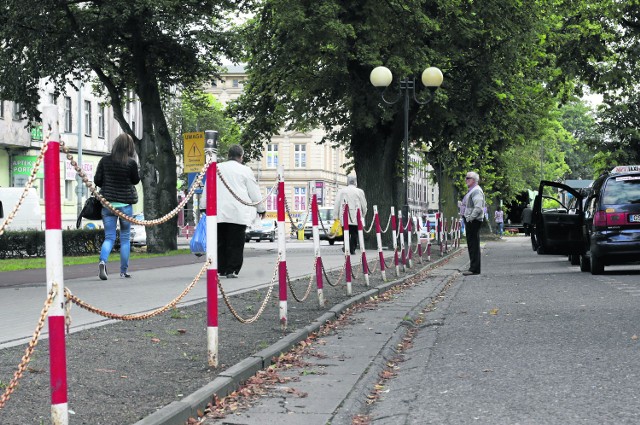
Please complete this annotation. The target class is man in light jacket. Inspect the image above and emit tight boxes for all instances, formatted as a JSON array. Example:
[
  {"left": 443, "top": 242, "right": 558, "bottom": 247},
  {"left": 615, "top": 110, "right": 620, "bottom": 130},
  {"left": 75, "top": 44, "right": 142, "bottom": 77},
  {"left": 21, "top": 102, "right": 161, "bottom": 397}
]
[
  {"left": 461, "top": 171, "right": 485, "bottom": 275},
  {"left": 202, "top": 144, "right": 266, "bottom": 278},
  {"left": 333, "top": 176, "right": 367, "bottom": 255}
]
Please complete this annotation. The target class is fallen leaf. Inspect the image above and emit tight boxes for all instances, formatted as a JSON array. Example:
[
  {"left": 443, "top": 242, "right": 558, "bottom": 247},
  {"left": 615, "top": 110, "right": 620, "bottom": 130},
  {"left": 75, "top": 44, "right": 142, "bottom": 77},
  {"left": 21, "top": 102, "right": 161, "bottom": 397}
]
[
  {"left": 151, "top": 337, "right": 161, "bottom": 343},
  {"left": 489, "top": 308, "right": 499, "bottom": 315},
  {"left": 632, "top": 335, "right": 638, "bottom": 341}
]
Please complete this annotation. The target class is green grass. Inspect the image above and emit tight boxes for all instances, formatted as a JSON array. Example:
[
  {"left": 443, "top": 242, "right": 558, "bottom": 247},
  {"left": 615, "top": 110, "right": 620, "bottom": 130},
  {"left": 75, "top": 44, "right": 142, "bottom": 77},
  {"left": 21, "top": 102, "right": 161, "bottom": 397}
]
[{"left": 0, "top": 248, "right": 191, "bottom": 272}]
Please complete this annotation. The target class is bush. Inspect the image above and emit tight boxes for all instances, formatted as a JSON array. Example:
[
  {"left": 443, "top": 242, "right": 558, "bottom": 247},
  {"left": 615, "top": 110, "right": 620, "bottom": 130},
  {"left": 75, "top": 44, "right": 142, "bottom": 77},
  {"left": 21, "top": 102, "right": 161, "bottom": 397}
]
[{"left": 0, "top": 228, "right": 122, "bottom": 259}]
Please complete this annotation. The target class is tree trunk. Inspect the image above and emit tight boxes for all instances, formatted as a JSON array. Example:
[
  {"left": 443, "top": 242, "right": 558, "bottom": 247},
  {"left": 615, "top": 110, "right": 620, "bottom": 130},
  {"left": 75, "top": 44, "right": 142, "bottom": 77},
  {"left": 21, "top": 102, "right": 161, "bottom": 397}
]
[{"left": 137, "top": 78, "right": 178, "bottom": 253}]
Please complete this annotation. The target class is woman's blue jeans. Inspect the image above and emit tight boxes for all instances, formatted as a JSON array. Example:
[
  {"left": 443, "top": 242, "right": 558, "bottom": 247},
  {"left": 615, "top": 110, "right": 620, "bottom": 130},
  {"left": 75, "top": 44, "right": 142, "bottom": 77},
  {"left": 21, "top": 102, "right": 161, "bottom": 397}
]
[
  {"left": 496, "top": 222, "right": 504, "bottom": 237},
  {"left": 100, "top": 204, "right": 133, "bottom": 274}
]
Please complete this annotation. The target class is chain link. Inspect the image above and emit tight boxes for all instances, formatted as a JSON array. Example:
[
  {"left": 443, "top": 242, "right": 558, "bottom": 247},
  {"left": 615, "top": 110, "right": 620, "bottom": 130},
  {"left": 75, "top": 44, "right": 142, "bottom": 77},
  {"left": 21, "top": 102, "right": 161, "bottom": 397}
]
[
  {"left": 286, "top": 254, "right": 316, "bottom": 302},
  {"left": 64, "top": 261, "right": 209, "bottom": 320},
  {"left": 219, "top": 255, "right": 279, "bottom": 323},
  {"left": 0, "top": 283, "right": 57, "bottom": 409}
]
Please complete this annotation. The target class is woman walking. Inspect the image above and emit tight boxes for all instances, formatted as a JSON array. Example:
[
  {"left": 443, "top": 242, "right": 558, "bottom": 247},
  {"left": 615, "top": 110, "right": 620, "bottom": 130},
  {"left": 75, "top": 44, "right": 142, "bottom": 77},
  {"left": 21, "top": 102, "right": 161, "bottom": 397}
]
[
  {"left": 494, "top": 206, "right": 504, "bottom": 239},
  {"left": 94, "top": 133, "right": 140, "bottom": 280}
]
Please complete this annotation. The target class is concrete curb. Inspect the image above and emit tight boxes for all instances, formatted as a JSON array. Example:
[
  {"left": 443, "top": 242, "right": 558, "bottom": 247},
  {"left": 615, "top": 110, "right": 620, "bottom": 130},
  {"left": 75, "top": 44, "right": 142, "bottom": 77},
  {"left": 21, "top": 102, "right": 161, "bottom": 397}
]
[{"left": 132, "top": 250, "right": 461, "bottom": 425}]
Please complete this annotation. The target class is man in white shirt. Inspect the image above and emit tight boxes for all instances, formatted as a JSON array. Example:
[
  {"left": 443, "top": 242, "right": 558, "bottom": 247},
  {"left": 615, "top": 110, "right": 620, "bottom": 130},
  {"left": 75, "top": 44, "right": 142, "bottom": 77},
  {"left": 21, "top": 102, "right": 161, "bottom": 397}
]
[
  {"left": 204, "top": 144, "right": 266, "bottom": 278},
  {"left": 333, "top": 176, "right": 367, "bottom": 255}
]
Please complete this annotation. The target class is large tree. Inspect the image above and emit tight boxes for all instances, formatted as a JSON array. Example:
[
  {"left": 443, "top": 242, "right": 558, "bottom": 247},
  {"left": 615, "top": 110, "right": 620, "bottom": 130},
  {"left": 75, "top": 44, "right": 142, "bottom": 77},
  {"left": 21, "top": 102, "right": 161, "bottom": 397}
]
[
  {"left": 0, "top": 0, "right": 248, "bottom": 252},
  {"left": 231, "top": 0, "right": 612, "bottom": 233}
]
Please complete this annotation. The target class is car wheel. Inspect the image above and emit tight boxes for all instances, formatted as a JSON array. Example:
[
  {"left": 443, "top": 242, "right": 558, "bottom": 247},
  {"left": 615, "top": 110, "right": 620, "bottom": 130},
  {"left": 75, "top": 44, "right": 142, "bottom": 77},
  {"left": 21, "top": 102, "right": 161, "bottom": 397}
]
[
  {"left": 256, "top": 239, "right": 261, "bottom": 243},
  {"left": 579, "top": 254, "right": 591, "bottom": 272},
  {"left": 269, "top": 233, "right": 275, "bottom": 242},
  {"left": 570, "top": 254, "right": 580, "bottom": 266},
  {"left": 328, "top": 239, "right": 335, "bottom": 246},
  {"left": 590, "top": 253, "right": 604, "bottom": 275}
]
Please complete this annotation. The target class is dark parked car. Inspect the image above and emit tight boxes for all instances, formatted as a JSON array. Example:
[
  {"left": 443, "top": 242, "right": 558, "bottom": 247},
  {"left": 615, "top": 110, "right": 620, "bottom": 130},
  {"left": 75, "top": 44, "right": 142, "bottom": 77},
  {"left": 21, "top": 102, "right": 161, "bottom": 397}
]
[
  {"left": 533, "top": 165, "right": 640, "bottom": 274},
  {"left": 245, "top": 219, "right": 276, "bottom": 242}
]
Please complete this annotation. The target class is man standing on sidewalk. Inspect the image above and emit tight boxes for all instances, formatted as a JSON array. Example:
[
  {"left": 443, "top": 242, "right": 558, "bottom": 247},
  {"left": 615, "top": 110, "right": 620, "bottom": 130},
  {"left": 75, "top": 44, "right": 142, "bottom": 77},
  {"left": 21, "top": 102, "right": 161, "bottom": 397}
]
[
  {"left": 333, "top": 176, "right": 367, "bottom": 255},
  {"left": 461, "top": 171, "right": 485, "bottom": 275}
]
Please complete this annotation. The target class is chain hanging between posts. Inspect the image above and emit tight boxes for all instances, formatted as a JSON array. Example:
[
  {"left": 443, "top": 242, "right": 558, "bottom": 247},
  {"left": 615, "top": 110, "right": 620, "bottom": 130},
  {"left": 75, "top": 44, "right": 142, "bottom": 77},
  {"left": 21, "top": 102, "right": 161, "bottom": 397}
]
[
  {"left": 217, "top": 168, "right": 276, "bottom": 207},
  {"left": 0, "top": 283, "right": 58, "bottom": 410},
  {"left": 61, "top": 141, "right": 210, "bottom": 227},
  {"left": 219, "top": 255, "right": 280, "bottom": 324},
  {"left": 0, "top": 141, "right": 49, "bottom": 236},
  {"left": 286, "top": 254, "right": 316, "bottom": 302},
  {"left": 64, "top": 261, "right": 209, "bottom": 321},
  {"left": 283, "top": 192, "right": 311, "bottom": 231},
  {"left": 321, "top": 262, "right": 345, "bottom": 288}
]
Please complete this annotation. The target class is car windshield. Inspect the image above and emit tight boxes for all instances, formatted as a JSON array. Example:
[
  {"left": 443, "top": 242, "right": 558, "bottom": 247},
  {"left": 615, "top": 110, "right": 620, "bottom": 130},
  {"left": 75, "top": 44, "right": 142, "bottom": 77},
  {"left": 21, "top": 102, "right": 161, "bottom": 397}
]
[
  {"left": 261, "top": 221, "right": 274, "bottom": 229},
  {"left": 602, "top": 177, "right": 640, "bottom": 205},
  {"left": 319, "top": 209, "right": 334, "bottom": 221}
]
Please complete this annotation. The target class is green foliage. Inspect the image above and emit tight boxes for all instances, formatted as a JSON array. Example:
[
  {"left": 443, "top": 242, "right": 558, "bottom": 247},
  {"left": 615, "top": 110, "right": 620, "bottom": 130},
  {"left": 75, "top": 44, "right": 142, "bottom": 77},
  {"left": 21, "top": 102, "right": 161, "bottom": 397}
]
[{"left": 0, "top": 229, "right": 108, "bottom": 259}]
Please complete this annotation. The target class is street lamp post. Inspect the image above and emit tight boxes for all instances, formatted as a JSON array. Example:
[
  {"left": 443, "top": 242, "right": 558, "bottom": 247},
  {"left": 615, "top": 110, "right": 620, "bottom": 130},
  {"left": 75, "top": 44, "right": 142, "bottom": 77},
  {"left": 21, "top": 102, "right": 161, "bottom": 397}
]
[{"left": 370, "top": 66, "right": 443, "bottom": 227}]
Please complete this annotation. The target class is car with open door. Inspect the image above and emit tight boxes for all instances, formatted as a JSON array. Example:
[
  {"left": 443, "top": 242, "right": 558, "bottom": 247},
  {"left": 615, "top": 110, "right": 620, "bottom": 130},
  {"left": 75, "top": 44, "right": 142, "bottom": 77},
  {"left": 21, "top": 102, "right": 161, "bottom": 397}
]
[
  {"left": 531, "top": 180, "right": 586, "bottom": 258},
  {"left": 579, "top": 165, "right": 640, "bottom": 274}
]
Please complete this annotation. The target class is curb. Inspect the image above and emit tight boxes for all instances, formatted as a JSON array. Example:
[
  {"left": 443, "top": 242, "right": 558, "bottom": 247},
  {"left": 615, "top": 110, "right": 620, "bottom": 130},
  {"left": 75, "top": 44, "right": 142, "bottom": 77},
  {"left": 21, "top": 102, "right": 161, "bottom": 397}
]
[{"left": 132, "top": 250, "right": 462, "bottom": 425}]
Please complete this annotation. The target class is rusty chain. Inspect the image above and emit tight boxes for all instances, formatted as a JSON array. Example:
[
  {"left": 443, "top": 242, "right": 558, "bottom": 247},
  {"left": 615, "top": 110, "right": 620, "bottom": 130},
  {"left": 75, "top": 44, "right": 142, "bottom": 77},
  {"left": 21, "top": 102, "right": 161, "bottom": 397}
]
[
  {"left": 286, "top": 254, "right": 316, "bottom": 302},
  {"left": 218, "top": 255, "right": 279, "bottom": 324},
  {"left": 64, "top": 261, "right": 209, "bottom": 321},
  {"left": 0, "top": 283, "right": 58, "bottom": 409}
]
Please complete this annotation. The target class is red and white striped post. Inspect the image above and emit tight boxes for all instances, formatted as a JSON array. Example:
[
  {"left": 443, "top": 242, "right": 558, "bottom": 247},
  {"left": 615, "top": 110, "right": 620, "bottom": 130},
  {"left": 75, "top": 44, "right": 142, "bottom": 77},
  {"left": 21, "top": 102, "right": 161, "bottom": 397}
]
[
  {"left": 204, "top": 130, "right": 219, "bottom": 367},
  {"left": 398, "top": 211, "right": 406, "bottom": 272},
  {"left": 43, "top": 105, "right": 68, "bottom": 425},
  {"left": 407, "top": 214, "right": 414, "bottom": 268},
  {"left": 373, "top": 206, "right": 386, "bottom": 281},
  {"left": 311, "top": 194, "right": 324, "bottom": 306},
  {"left": 426, "top": 219, "right": 432, "bottom": 261},
  {"left": 342, "top": 203, "right": 353, "bottom": 295},
  {"left": 357, "top": 208, "right": 369, "bottom": 286},
  {"left": 444, "top": 217, "right": 449, "bottom": 253},
  {"left": 276, "top": 165, "right": 288, "bottom": 328},
  {"left": 437, "top": 213, "right": 444, "bottom": 257},
  {"left": 391, "top": 207, "right": 399, "bottom": 276},
  {"left": 415, "top": 218, "right": 423, "bottom": 264}
]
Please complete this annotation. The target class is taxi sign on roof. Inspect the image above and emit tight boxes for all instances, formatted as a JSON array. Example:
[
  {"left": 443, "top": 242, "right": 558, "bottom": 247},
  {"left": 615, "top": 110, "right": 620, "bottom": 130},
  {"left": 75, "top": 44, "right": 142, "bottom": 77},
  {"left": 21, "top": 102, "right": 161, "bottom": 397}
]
[{"left": 611, "top": 165, "right": 640, "bottom": 174}]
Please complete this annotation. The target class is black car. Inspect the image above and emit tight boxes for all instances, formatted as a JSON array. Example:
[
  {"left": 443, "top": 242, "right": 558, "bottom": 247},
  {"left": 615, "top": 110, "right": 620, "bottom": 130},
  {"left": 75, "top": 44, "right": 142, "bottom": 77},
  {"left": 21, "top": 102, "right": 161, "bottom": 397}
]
[{"left": 533, "top": 165, "right": 640, "bottom": 274}]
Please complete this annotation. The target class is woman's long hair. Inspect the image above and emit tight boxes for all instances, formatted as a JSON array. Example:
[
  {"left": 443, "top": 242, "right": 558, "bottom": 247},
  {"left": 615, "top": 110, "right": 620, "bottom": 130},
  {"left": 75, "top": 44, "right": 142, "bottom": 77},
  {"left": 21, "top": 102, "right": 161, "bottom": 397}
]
[{"left": 111, "top": 133, "right": 136, "bottom": 164}]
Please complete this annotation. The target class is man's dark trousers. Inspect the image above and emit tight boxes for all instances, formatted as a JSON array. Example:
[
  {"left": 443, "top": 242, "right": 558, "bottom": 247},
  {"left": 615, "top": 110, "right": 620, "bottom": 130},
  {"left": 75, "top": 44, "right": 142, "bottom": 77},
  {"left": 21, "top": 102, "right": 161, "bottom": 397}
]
[
  {"left": 348, "top": 224, "right": 358, "bottom": 255},
  {"left": 464, "top": 219, "right": 482, "bottom": 274},
  {"left": 217, "top": 222, "right": 247, "bottom": 275}
]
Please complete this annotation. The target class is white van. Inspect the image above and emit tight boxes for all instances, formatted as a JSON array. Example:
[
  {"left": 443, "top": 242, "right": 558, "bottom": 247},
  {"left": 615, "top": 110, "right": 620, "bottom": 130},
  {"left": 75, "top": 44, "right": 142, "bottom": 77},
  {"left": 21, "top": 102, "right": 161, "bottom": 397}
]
[{"left": 0, "top": 187, "right": 43, "bottom": 231}]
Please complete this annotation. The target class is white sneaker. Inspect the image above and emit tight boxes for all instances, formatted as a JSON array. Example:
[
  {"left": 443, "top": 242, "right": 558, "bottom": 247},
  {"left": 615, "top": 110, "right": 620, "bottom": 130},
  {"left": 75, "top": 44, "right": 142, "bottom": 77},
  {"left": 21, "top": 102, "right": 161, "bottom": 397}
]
[{"left": 98, "top": 261, "right": 108, "bottom": 280}]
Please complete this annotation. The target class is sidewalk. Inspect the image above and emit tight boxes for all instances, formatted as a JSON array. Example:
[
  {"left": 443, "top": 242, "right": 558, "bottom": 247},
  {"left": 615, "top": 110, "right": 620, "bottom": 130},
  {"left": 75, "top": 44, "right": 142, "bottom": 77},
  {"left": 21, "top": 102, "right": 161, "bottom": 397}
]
[{"left": 136, "top": 246, "right": 469, "bottom": 425}]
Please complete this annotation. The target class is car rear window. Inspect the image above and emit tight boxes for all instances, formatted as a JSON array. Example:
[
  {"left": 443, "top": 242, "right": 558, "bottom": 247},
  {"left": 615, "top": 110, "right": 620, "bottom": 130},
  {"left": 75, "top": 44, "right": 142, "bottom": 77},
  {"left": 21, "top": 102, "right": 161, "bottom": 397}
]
[{"left": 602, "top": 176, "right": 640, "bottom": 205}]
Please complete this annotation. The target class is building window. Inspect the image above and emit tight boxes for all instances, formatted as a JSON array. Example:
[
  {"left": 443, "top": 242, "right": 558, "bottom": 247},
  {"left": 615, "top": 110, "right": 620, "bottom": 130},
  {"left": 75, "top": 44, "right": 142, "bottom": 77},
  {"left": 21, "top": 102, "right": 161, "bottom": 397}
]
[
  {"left": 232, "top": 79, "right": 239, "bottom": 88},
  {"left": 84, "top": 100, "right": 92, "bottom": 136},
  {"left": 266, "top": 189, "right": 277, "bottom": 211},
  {"left": 0, "top": 100, "right": 4, "bottom": 119},
  {"left": 98, "top": 105, "right": 105, "bottom": 138},
  {"left": 49, "top": 93, "right": 56, "bottom": 105},
  {"left": 12, "top": 103, "right": 22, "bottom": 121},
  {"left": 294, "top": 187, "right": 307, "bottom": 211},
  {"left": 294, "top": 144, "right": 306, "bottom": 168},
  {"left": 64, "top": 97, "right": 72, "bottom": 132},
  {"left": 266, "top": 144, "right": 278, "bottom": 168},
  {"left": 65, "top": 180, "right": 75, "bottom": 201}
]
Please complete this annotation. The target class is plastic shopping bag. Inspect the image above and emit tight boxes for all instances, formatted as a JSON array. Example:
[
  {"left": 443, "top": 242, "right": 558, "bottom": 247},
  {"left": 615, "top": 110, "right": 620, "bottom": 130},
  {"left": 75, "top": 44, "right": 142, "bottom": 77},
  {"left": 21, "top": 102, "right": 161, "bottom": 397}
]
[
  {"left": 190, "top": 214, "right": 206, "bottom": 256},
  {"left": 329, "top": 218, "right": 343, "bottom": 238}
]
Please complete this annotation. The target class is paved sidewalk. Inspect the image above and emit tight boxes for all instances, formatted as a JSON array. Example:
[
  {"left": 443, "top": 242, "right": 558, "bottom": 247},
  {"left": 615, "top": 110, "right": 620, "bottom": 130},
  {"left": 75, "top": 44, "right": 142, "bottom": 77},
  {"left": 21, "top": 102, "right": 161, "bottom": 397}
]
[{"left": 135, "top": 246, "right": 468, "bottom": 425}]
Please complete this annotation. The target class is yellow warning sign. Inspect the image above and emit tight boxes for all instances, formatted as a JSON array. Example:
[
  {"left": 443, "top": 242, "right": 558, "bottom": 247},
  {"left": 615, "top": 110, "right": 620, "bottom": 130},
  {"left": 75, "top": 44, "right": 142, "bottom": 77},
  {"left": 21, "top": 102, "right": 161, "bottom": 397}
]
[{"left": 183, "top": 132, "right": 205, "bottom": 173}]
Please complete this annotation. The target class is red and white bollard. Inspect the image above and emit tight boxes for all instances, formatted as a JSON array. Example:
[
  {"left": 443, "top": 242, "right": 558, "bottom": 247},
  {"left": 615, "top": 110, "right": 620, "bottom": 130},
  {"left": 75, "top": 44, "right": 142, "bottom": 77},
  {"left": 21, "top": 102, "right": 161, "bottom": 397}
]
[
  {"left": 342, "top": 203, "right": 353, "bottom": 295},
  {"left": 391, "top": 207, "right": 399, "bottom": 277},
  {"left": 407, "top": 214, "right": 413, "bottom": 269},
  {"left": 437, "top": 213, "right": 444, "bottom": 257},
  {"left": 373, "top": 206, "right": 387, "bottom": 281},
  {"left": 276, "top": 165, "right": 288, "bottom": 328},
  {"left": 43, "top": 106, "right": 68, "bottom": 425},
  {"left": 357, "top": 208, "right": 369, "bottom": 286},
  {"left": 398, "top": 210, "right": 406, "bottom": 272},
  {"left": 204, "top": 130, "right": 219, "bottom": 367},
  {"left": 416, "top": 219, "right": 423, "bottom": 264},
  {"left": 311, "top": 194, "right": 325, "bottom": 306}
]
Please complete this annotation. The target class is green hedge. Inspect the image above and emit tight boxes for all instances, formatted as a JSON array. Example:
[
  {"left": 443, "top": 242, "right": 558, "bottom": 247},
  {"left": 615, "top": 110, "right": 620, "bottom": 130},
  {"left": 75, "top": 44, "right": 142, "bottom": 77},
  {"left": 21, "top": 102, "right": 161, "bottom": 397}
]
[{"left": 0, "top": 229, "right": 122, "bottom": 259}]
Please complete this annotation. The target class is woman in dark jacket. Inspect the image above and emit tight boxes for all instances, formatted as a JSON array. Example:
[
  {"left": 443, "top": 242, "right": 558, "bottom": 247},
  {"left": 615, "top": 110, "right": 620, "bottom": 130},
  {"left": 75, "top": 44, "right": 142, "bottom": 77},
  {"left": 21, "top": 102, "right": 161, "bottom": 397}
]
[{"left": 94, "top": 133, "right": 140, "bottom": 280}]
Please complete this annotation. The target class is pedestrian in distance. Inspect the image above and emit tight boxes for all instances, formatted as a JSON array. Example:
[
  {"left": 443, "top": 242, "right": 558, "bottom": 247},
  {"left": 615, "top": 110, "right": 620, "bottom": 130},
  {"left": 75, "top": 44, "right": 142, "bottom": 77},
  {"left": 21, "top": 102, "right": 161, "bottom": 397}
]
[
  {"left": 333, "top": 175, "right": 367, "bottom": 255},
  {"left": 94, "top": 133, "right": 140, "bottom": 280},
  {"left": 209, "top": 144, "right": 266, "bottom": 278},
  {"left": 460, "top": 171, "right": 485, "bottom": 275},
  {"left": 494, "top": 206, "right": 504, "bottom": 238}
]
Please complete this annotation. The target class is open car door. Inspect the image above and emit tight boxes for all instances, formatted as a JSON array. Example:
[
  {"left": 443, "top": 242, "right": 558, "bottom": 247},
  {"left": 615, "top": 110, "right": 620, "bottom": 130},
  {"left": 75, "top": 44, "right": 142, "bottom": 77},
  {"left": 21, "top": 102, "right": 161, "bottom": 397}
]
[{"left": 532, "top": 180, "right": 586, "bottom": 255}]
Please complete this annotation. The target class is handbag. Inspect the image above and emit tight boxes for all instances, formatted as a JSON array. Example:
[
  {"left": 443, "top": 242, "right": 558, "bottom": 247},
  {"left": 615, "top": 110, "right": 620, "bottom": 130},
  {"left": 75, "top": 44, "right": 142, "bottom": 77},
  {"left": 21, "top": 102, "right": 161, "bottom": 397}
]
[
  {"left": 76, "top": 196, "right": 103, "bottom": 228},
  {"left": 190, "top": 214, "right": 207, "bottom": 256},
  {"left": 329, "top": 218, "right": 343, "bottom": 238}
]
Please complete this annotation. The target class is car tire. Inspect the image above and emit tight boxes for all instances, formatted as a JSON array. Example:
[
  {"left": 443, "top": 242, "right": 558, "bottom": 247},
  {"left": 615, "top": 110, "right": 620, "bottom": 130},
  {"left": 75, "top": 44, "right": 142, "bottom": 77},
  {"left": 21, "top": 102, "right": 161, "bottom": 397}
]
[
  {"left": 579, "top": 254, "right": 591, "bottom": 272},
  {"left": 328, "top": 239, "right": 335, "bottom": 246},
  {"left": 570, "top": 254, "right": 580, "bottom": 266},
  {"left": 590, "top": 253, "right": 604, "bottom": 275}
]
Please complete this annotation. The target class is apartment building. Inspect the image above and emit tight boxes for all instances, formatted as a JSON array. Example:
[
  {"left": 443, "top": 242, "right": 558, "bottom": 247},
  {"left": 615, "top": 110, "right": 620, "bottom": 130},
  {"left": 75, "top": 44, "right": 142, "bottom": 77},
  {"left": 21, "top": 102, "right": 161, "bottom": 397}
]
[{"left": 0, "top": 80, "right": 143, "bottom": 230}]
